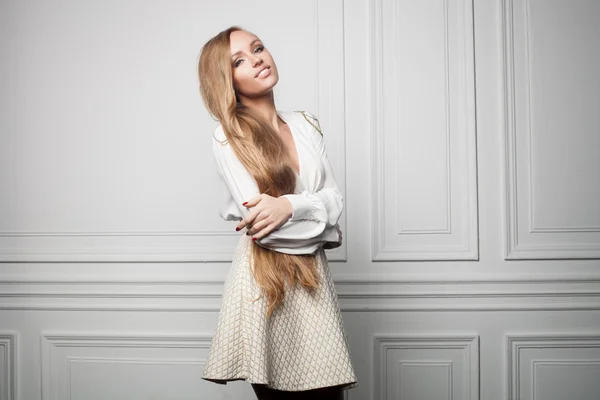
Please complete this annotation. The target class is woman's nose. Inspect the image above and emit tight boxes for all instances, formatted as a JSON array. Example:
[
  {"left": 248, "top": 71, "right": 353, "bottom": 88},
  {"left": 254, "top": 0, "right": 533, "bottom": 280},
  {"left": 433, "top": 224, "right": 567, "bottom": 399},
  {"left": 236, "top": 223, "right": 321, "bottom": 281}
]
[{"left": 251, "top": 55, "right": 263, "bottom": 67}]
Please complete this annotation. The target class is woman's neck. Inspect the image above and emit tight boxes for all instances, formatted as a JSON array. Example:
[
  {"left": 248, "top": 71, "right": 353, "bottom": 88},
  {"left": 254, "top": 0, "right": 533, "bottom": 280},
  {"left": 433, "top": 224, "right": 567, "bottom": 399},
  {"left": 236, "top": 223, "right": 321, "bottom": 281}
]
[{"left": 239, "top": 92, "right": 280, "bottom": 132}]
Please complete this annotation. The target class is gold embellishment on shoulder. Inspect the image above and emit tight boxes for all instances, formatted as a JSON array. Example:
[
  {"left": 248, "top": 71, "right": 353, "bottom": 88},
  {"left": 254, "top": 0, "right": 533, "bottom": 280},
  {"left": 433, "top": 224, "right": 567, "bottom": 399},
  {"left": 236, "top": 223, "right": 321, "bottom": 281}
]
[
  {"left": 213, "top": 135, "right": 229, "bottom": 146},
  {"left": 294, "top": 110, "right": 322, "bottom": 135}
]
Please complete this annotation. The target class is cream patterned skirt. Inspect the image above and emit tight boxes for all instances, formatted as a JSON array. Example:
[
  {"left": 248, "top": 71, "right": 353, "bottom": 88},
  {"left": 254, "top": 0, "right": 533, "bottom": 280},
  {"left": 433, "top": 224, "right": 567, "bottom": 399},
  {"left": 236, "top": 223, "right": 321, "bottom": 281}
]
[{"left": 201, "top": 234, "right": 358, "bottom": 392}]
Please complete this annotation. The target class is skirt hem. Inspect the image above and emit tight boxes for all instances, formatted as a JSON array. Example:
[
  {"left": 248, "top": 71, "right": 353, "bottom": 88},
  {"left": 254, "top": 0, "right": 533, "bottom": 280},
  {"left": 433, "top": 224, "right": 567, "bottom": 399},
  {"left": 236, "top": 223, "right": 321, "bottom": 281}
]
[{"left": 201, "top": 376, "right": 358, "bottom": 392}]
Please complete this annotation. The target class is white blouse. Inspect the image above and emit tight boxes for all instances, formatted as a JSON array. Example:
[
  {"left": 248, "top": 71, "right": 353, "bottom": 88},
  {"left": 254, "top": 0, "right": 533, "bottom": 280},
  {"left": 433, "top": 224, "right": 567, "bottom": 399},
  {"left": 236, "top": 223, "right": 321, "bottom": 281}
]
[{"left": 212, "top": 110, "right": 343, "bottom": 255}]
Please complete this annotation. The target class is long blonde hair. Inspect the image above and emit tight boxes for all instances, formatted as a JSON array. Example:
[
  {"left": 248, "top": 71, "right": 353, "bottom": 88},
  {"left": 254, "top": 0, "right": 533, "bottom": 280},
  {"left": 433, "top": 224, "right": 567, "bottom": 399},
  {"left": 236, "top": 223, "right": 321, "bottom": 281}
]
[{"left": 198, "top": 26, "right": 320, "bottom": 318}]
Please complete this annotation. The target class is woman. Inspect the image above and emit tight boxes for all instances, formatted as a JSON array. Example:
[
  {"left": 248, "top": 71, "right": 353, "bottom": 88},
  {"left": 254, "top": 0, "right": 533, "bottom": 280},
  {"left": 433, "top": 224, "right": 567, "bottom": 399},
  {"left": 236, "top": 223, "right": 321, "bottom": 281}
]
[{"left": 197, "top": 26, "right": 357, "bottom": 400}]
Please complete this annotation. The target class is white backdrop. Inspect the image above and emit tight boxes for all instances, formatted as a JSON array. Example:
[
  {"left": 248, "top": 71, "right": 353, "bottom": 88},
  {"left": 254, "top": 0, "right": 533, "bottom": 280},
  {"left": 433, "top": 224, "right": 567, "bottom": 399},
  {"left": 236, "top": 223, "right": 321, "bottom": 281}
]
[{"left": 1, "top": 0, "right": 599, "bottom": 399}]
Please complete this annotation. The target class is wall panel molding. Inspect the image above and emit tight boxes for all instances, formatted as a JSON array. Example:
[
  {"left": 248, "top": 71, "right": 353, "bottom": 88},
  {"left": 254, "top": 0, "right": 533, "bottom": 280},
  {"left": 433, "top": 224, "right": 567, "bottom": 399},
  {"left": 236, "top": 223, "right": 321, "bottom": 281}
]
[
  {"left": 374, "top": 335, "right": 479, "bottom": 400},
  {"left": 507, "top": 334, "right": 600, "bottom": 400},
  {"left": 0, "top": 333, "right": 17, "bottom": 400},
  {"left": 4, "top": 277, "right": 599, "bottom": 312},
  {"left": 501, "top": 0, "right": 600, "bottom": 259},
  {"left": 41, "top": 333, "right": 212, "bottom": 400},
  {"left": 369, "top": 0, "right": 478, "bottom": 261}
]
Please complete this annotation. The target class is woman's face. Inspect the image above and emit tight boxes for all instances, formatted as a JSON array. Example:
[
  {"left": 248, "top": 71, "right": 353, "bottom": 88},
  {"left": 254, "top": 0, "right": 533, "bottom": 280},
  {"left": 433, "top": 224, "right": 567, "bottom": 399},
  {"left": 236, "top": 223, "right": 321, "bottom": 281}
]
[{"left": 229, "top": 30, "right": 279, "bottom": 100}]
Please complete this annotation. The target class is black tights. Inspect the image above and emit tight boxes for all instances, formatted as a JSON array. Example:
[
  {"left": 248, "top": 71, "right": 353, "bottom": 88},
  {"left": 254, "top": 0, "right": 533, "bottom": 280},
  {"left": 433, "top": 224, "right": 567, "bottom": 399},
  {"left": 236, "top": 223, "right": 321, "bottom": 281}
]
[{"left": 251, "top": 384, "right": 344, "bottom": 400}]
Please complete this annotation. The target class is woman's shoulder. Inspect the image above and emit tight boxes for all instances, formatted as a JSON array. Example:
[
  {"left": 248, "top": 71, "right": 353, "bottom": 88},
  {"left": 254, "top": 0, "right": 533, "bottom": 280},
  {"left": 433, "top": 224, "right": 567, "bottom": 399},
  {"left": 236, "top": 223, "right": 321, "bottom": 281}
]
[{"left": 286, "top": 110, "right": 323, "bottom": 135}]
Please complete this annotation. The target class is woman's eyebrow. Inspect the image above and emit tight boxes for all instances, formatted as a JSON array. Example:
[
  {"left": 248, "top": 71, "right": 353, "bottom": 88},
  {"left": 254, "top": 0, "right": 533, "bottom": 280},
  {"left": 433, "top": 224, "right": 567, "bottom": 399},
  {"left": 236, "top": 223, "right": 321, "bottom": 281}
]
[{"left": 231, "top": 39, "right": 261, "bottom": 59}]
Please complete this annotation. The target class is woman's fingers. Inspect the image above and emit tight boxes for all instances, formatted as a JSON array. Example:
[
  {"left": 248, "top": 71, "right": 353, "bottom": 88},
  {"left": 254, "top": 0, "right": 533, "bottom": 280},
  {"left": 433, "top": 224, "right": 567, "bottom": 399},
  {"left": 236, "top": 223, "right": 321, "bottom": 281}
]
[
  {"left": 236, "top": 212, "right": 257, "bottom": 232},
  {"left": 236, "top": 194, "right": 290, "bottom": 238},
  {"left": 240, "top": 208, "right": 272, "bottom": 233},
  {"left": 235, "top": 195, "right": 265, "bottom": 231},
  {"left": 246, "top": 214, "right": 270, "bottom": 236},
  {"left": 243, "top": 194, "right": 263, "bottom": 208},
  {"left": 252, "top": 222, "right": 276, "bottom": 240}
]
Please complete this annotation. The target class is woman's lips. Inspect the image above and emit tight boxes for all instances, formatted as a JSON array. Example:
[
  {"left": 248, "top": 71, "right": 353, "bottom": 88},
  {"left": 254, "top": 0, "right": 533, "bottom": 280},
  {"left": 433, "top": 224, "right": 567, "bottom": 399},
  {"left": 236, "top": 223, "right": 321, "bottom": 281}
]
[{"left": 256, "top": 67, "right": 271, "bottom": 78}]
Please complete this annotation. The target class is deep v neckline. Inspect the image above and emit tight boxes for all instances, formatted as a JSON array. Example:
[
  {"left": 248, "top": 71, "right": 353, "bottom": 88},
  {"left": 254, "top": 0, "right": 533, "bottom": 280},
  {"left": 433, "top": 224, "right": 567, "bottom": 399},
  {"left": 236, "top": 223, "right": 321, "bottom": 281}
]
[{"left": 277, "top": 111, "right": 301, "bottom": 177}]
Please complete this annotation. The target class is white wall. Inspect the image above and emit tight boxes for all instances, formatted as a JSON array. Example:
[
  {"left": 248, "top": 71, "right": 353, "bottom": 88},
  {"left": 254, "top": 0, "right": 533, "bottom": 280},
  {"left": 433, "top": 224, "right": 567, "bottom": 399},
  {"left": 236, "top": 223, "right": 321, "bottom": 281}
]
[{"left": 1, "top": 0, "right": 599, "bottom": 399}]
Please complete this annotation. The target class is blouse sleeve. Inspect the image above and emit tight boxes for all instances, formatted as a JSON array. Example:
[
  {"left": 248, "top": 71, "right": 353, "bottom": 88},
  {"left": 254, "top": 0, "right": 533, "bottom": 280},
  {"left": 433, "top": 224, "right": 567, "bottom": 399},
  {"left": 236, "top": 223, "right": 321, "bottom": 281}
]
[
  {"left": 212, "top": 118, "right": 343, "bottom": 255},
  {"left": 276, "top": 112, "right": 344, "bottom": 238}
]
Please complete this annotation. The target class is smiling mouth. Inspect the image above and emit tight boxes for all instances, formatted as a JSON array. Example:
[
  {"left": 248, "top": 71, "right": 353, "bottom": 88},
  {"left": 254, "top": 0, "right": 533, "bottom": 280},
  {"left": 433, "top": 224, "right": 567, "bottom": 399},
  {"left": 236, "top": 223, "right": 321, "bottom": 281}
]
[{"left": 256, "top": 66, "right": 270, "bottom": 78}]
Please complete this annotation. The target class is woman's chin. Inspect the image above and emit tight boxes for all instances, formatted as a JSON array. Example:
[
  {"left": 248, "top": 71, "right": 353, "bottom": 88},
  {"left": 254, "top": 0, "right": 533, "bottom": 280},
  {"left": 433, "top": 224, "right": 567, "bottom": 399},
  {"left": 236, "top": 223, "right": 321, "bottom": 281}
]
[{"left": 254, "top": 80, "right": 279, "bottom": 95}]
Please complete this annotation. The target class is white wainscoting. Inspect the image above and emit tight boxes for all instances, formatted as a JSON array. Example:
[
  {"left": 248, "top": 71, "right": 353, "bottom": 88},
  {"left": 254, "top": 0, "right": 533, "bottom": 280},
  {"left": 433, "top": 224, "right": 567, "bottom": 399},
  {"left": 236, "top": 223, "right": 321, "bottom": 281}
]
[
  {"left": 507, "top": 334, "right": 600, "bottom": 400},
  {"left": 39, "top": 333, "right": 252, "bottom": 400},
  {"left": 1, "top": 278, "right": 600, "bottom": 312}
]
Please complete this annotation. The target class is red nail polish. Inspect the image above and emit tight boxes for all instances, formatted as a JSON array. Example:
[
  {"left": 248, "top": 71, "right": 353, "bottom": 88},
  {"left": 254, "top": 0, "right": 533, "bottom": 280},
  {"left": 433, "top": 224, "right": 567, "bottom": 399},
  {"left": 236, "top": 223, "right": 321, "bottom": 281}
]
[
  {"left": 235, "top": 227, "right": 240, "bottom": 231},
  {"left": 242, "top": 202, "right": 248, "bottom": 206},
  {"left": 252, "top": 237, "right": 257, "bottom": 241}
]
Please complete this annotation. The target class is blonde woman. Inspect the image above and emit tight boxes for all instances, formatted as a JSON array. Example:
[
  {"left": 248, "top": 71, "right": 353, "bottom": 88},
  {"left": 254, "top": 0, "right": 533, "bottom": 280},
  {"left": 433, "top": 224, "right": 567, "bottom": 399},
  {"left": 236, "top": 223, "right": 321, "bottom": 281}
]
[{"left": 197, "top": 26, "right": 357, "bottom": 400}]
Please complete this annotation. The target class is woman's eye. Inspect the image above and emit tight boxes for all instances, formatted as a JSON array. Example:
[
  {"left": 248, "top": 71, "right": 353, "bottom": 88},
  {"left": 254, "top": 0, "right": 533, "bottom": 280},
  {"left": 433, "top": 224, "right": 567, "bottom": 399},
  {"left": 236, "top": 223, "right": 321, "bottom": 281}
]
[{"left": 233, "top": 46, "right": 264, "bottom": 68}]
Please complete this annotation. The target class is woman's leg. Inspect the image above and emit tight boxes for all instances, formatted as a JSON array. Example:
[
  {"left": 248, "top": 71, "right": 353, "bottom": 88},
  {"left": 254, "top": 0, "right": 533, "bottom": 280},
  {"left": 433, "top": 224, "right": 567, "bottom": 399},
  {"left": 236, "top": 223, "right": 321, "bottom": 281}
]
[
  {"left": 251, "top": 384, "right": 288, "bottom": 400},
  {"left": 251, "top": 384, "right": 344, "bottom": 400},
  {"left": 308, "top": 386, "right": 344, "bottom": 400}
]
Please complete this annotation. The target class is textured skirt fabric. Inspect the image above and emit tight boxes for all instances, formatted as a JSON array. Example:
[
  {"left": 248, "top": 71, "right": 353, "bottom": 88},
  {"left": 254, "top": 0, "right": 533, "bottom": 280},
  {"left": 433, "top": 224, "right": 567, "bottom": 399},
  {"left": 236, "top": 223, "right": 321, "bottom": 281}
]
[{"left": 201, "top": 234, "right": 358, "bottom": 392}]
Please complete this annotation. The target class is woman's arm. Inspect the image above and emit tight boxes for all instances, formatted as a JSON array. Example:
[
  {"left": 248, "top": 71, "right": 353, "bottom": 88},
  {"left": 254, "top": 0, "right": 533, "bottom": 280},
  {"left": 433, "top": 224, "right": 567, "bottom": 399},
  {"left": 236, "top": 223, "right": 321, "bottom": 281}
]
[{"left": 212, "top": 120, "right": 343, "bottom": 254}]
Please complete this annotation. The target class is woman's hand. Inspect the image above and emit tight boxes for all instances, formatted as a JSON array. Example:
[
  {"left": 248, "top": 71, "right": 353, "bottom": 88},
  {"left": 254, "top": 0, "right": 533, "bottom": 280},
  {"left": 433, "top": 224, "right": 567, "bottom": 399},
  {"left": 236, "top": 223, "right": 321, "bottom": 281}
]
[{"left": 236, "top": 194, "right": 293, "bottom": 240}]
